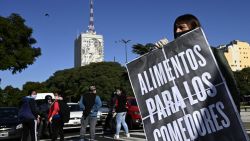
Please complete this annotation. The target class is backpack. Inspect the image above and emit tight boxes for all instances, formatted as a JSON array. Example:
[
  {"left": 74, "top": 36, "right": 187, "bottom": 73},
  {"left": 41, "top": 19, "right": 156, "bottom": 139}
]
[{"left": 58, "top": 100, "right": 70, "bottom": 123}]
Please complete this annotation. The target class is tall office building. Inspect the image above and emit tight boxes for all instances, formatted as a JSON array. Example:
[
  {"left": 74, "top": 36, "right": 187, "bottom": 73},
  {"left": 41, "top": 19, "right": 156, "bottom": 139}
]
[
  {"left": 219, "top": 40, "right": 250, "bottom": 71},
  {"left": 74, "top": 0, "right": 104, "bottom": 67}
]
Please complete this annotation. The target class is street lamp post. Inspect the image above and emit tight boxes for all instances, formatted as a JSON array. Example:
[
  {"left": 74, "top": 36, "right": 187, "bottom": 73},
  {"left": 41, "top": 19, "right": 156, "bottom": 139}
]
[{"left": 120, "top": 39, "right": 131, "bottom": 63}]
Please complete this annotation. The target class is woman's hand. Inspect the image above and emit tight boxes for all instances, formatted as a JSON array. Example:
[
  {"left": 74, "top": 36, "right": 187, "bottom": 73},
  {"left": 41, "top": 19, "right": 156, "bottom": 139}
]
[{"left": 49, "top": 117, "right": 53, "bottom": 123}]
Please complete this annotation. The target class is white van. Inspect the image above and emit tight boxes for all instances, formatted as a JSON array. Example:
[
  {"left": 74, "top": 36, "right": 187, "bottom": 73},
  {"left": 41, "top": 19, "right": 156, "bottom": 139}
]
[
  {"left": 35, "top": 93, "right": 54, "bottom": 106},
  {"left": 35, "top": 93, "right": 55, "bottom": 100}
]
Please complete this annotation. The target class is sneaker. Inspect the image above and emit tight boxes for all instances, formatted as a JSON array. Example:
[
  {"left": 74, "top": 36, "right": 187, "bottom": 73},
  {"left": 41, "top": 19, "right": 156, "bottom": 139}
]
[
  {"left": 126, "top": 133, "right": 130, "bottom": 138},
  {"left": 114, "top": 134, "right": 119, "bottom": 139}
]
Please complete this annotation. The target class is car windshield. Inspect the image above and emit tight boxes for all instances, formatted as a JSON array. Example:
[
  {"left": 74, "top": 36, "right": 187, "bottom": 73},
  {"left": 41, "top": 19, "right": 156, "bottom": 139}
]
[
  {"left": 0, "top": 108, "right": 18, "bottom": 119},
  {"left": 68, "top": 104, "right": 80, "bottom": 111},
  {"left": 36, "top": 99, "right": 45, "bottom": 106},
  {"left": 129, "top": 99, "right": 138, "bottom": 106}
]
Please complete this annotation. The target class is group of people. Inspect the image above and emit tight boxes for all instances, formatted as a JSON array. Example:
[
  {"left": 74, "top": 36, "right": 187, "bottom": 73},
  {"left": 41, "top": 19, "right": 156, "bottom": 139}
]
[
  {"left": 18, "top": 90, "right": 66, "bottom": 141},
  {"left": 17, "top": 13, "right": 240, "bottom": 141},
  {"left": 80, "top": 85, "right": 130, "bottom": 141},
  {"left": 18, "top": 85, "right": 131, "bottom": 141}
]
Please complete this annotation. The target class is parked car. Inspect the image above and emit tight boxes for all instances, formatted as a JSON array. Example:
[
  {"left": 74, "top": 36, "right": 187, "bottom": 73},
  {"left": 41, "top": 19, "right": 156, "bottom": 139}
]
[
  {"left": 0, "top": 107, "right": 22, "bottom": 140},
  {"left": 64, "top": 103, "right": 82, "bottom": 129},
  {"left": 97, "top": 102, "right": 109, "bottom": 125},
  {"left": 126, "top": 97, "right": 142, "bottom": 129}
]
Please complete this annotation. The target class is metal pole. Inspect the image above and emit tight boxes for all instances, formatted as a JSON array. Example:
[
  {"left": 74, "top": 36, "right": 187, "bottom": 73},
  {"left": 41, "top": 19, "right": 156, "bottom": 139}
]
[
  {"left": 125, "top": 43, "right": 127, "bottom": 63},
  {"left": 120, "top": 39, "right": 131, "bottom": 63}
]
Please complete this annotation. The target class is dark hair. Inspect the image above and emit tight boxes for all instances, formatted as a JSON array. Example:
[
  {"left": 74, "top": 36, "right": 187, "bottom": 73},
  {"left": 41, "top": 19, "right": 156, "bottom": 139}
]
[
  {"left": 115, "top": 87, "right": 126, "bottom": 96},
  {"left": 174, "top": 14, "right": 201, "bottom": 38},
  {"left": 54, "top": 92, "right": 63, "bottom": 97},
  {"left": 28, "top": 90, "right": 35, "bottom": 95}
]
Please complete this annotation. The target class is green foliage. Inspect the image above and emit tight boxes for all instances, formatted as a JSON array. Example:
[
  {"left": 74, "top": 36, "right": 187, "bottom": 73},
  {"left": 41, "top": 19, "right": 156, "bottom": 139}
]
[
  {"left": 45, "top": 62, "right": 133, "bottom": 102},
  {"left": 132, "top": 43, "right": 155, "bottom": 55},
  {"left": 22, "top": 81, "right": 49, "bottom": 94},
  {"left": 0, "top": 85, "right": 23, "bottom": 107},
  {"left": 234, "top": 67, "right": 250, "bottom": 96},
  {"left": 0, "top": 13, "right": 41, "bottom": 74}
]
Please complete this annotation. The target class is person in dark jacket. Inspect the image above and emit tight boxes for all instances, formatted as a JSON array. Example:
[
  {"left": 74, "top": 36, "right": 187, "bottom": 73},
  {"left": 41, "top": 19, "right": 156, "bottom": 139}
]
[
  {"left": 18, "top": 90, "right": 40, "bottom": 141},
  {"left": 172, "top": 14, "right": 240, "bottom": 112},
  {"left": 103, "top": 91, "right": 117, "bottom": 134},
  {"left": 37, "top": 95, "right": 53, "bottom": 139},
  {"left": 80, "top": 85, "right": 102, "bottom": 141},
  {"left": 155, "top": 14, "right": 240, "bottom": 112},
  {"left": 114, "top": 88, "right": 130, "bottom": 139}
]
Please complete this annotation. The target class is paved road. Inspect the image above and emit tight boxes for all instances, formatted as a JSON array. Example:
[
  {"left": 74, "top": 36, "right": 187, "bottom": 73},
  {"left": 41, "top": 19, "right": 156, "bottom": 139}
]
[
  {"left": 40, "top": 127, "right": 146, "bottom": 141},
  {"left": 38, "top": 111, "right": 250, "bottom": 141}
]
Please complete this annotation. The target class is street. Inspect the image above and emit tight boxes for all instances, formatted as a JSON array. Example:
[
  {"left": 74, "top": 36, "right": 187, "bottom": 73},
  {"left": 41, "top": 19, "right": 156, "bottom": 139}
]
[
  {"left": 40, "top": 126, "right": 146, "bottom": 141},
  {"left": 37, "top": 111, "right": 250, "bottom": 141}
]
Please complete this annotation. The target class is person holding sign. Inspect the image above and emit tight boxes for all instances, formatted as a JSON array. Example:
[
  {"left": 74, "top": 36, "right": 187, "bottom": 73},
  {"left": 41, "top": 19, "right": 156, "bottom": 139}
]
[
  {"left": 126, "top": 13, "right": 248, "bottom": 141},
  {"left": 161, "top": 14, "right": 240, "bottom": 112}
]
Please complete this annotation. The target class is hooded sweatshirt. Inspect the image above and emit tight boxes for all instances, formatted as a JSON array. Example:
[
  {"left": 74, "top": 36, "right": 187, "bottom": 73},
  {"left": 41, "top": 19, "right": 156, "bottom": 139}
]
[{"left": 18, "top": 96, "right": 39, "bottom": 121}]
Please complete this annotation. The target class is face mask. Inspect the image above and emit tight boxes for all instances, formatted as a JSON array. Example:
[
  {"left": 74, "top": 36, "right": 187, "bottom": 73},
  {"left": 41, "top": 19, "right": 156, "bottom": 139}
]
[
  {"left": 116, "top": 90, "right": 121, "bottom": 95},
  {"left": 48, "top": 100, "right": 52, "bottom": 104},
  {"left": 31, "top": 95, "right": 37, "bottom": 99},
  {"left": 174, "top": 29, "right": 192, "bottom": 39}
]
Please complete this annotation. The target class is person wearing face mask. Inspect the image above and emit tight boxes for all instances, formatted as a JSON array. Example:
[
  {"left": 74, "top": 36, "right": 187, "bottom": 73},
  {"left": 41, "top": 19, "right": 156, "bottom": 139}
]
[
  {"left": 176, "top": 14, "right": 240, "bottom": 112},
  {"left": 48, "top": 93, "right": 64, "bottom": 141},
  {"left": 155, "top": 14, "right": 240, "bottom": 112},
  {"left": 18, "top": 90, "right": 40, "bottom": 141}
]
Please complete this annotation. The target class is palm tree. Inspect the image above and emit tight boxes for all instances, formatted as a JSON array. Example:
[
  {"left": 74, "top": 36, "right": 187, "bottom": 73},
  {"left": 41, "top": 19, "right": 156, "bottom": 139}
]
[{"left": 132, "top": 43, "right": 155, "bottom": 56}]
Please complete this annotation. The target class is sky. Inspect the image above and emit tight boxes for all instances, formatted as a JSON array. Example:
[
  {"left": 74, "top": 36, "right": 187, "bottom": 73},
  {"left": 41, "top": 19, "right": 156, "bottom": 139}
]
[{"left": 0, "top": 0, "right": 250, "bottom": 89}]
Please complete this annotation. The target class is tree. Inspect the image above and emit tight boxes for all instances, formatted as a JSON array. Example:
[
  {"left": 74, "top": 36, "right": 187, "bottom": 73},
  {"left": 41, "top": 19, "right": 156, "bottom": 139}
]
[
  {"left": 22, "top": 81, "right": 49, "bottom": 94},
  {"left": 132, "top": 43, "right": 155, "bottom": 55},
  {"left": 45, "top": 62, "right": 133, "bottom": 102},
  {"left": 0, "top": 13, "right": 41, "bottom": 74},
  {"left": 234, "top": 67, "right": 250, "bottom": 96},
  {"left": 0, "top": 85, "right": 22, "bottom": 106}
]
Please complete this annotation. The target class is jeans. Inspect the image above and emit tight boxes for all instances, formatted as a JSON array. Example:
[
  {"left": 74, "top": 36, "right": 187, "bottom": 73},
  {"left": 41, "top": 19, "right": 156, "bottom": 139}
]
[
  {"left": 116, "top": 112, "right": 129, "bottom": 135},
  {"left": 80, "top": 116, "right": 97, "bottom": 140}
]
